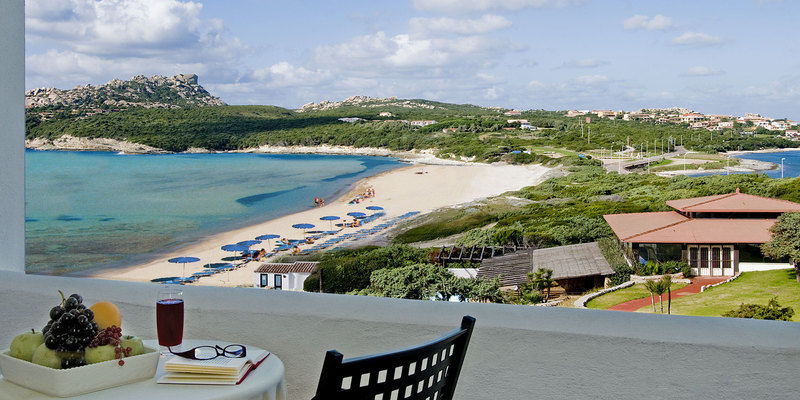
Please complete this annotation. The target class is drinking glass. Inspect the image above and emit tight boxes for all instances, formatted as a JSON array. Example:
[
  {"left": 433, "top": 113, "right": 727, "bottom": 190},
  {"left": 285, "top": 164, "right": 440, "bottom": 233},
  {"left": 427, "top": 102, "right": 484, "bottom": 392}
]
[{"left": 156, "top": 287, "right": 184, "bottom": 352}]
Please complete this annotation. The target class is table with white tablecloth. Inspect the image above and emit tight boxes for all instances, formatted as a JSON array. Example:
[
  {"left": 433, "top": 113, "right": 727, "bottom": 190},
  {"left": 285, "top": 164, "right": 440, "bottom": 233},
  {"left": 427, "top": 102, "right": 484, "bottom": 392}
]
[{"left": 0, "top": 340, "right": 286, "bottom": 400}]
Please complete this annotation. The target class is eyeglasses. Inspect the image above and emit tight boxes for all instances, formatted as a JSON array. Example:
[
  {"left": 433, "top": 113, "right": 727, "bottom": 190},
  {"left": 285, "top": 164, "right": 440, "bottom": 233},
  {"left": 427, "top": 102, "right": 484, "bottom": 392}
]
[{"left": 169, "top": 344, "right": 247, "bottom": 360}]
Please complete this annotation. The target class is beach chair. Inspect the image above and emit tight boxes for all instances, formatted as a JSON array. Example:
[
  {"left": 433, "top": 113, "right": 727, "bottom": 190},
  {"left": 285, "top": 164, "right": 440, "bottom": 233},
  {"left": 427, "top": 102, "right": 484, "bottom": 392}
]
[{"left": 312, "top": 316, "right": 475, "bottom": 400}]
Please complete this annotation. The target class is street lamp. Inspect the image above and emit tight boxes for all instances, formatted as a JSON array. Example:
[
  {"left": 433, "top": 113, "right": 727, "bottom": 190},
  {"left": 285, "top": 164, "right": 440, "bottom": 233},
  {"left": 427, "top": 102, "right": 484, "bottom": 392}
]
[{"left": 781, "top": 157, "right": 786, "bottom": 178}]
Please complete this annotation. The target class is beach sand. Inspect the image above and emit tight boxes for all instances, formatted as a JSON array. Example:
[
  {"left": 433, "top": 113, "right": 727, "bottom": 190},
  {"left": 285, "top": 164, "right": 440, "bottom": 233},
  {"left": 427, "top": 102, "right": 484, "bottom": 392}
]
[{"left": 95, "top": 162, "right": 555, "bottom": 286}]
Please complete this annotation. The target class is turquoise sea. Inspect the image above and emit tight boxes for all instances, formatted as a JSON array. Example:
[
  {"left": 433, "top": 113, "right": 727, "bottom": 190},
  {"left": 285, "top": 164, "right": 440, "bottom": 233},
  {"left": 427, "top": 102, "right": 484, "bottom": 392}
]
[{"left": 25, "top": 150, "right": 403, "bottom": 275}]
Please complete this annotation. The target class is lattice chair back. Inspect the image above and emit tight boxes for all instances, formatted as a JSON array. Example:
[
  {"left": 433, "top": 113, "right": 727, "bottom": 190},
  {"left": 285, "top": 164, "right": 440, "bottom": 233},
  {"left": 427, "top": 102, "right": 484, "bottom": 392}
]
[{"left": 312, "top": 316, "right": 476, "bottom": 400}]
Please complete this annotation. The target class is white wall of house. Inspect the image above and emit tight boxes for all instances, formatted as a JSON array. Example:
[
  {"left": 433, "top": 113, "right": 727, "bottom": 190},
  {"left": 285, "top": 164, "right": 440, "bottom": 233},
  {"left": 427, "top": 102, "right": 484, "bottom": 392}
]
[
  {"left": 254, "top": 272, "right": 312, "bottom": 291},
  {"left": 738, "top": 262, "right": 793, "bottom": 272}
]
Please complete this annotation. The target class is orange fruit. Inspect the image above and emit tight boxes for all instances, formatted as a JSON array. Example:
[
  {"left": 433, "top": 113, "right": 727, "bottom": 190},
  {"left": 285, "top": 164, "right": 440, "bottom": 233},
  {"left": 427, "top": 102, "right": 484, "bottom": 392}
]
[{"left": 90, "top": 301, "right": 122, "bottom": 330}]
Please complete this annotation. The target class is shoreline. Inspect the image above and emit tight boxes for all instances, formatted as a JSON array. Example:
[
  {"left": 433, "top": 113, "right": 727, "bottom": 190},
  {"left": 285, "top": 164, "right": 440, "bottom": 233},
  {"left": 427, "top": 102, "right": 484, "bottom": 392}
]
[
  {"left": 60, "top": 159, "right": 407, "bottom": 279},
  {"left": 724, "top": 147, "right": 800, "bottom": 156},
  {"left": 25, "top": 135, "right": 472, "bottom": 165},
  {"left": 654, "top": 157, "right": 777, "bottom": 177},
  {"left": 87, "top": 161, "right": 556, "bottom": 286}
]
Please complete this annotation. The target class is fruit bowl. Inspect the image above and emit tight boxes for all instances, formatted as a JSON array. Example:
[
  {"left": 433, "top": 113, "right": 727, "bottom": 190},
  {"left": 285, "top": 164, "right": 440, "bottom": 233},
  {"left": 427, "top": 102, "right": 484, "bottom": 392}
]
[{"left": 0, "top": 345, "right": 159, "bottom": 397}]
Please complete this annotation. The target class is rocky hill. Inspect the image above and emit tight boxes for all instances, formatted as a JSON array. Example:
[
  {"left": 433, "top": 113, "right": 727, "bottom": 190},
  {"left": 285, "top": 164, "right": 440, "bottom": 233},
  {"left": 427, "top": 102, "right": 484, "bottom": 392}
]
[{"left": 25, "top": 74, "right": 226, "bottom": 109}]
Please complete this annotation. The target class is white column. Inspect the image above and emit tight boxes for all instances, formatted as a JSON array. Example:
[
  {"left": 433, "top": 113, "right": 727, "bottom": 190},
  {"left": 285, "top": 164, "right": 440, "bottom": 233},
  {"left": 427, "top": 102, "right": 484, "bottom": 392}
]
[{"left": 0, "top": 1, "right": 25, "bottom": 273}]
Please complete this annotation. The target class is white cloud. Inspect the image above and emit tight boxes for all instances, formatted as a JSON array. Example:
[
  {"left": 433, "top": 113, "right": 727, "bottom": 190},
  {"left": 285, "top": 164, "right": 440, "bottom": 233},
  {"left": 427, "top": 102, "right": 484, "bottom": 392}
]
[
  {"left": 573, "top": 74, "right": 610, "bottom": 85},
  {"left": 251, "top": 62, "right": 332, "bottom": 88},
  {"left": 25, "top": 0, "right": 247, "bottom": 90},
  {"left": 623, "top": 14, "right": 675, "bottom": 31},
  {"left": 315, "top": 31, "right": 501, "bottom": 71},
  {"left": 409, "top": 15, "right": 512, "bottom": 36},
  {"left": 559, "top": 58, "right": 607, "bottom": 68},
  {"left": 412, "top": 0, "right": 582, "bottom": 13},
  {"left": 672, "top": 31, "right": 724, "bottom": 46},
  {"left": 683, "top": 66, "right": 724, "bottom": 76}
]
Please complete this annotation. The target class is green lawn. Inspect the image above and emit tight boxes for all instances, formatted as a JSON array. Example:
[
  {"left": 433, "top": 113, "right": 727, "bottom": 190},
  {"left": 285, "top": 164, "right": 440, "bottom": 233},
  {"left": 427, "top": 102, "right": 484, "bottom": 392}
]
[
  {"left": 586, "top": 283, "right": 687, "bottom": 310},
  {"left": 636, "top": 269, "right": 800, "bottom": 321}
]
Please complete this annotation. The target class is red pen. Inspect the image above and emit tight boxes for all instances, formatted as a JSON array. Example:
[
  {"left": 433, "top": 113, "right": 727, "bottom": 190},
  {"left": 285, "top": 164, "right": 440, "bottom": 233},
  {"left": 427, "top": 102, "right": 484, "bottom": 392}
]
[{"left": 236, "top": 353, "right": 270, "bottom": 385}]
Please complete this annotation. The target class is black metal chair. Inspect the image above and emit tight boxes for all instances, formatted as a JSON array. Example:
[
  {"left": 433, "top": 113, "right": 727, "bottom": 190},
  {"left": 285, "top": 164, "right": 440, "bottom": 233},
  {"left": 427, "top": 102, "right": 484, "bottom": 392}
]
[{"left": 312, "top": 316, "right": 476, "bottom": 400}]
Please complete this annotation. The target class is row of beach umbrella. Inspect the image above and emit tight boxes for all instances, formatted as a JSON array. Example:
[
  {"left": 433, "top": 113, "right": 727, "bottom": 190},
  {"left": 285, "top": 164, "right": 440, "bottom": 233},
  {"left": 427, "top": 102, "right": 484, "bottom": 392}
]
[{"left": 161, "top": 205, "right": 385, "bottom": 282}]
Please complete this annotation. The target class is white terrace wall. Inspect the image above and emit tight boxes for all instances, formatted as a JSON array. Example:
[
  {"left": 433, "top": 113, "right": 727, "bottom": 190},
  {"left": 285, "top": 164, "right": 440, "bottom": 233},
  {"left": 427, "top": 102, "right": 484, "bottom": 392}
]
[
  {"left": 0, "top": 0, "right": 25, "bottom": 273},
  {"left": 1, "top": 271, "right": 798, "bottom": 399}
]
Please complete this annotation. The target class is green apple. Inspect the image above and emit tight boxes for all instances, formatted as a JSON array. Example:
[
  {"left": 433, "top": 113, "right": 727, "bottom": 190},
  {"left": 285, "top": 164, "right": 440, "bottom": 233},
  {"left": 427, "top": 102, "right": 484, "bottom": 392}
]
[
  {"left": 120, "top": 335, "right": 144, "bottom": 357},
  {"left": 85, "top": 344, "right": 116, "bottom": 364},
  {"left": 31, "top": 343, "right": 62, "bottom": 369},
  {"left": 9, "top": 330, "right": 44, "bottom": 362}
]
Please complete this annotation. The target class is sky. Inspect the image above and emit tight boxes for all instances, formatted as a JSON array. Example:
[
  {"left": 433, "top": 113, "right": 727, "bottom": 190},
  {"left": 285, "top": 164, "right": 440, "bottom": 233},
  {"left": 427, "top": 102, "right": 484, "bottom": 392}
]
[{"left": 24, "top": 0, "right": 800, "bottom": 119}]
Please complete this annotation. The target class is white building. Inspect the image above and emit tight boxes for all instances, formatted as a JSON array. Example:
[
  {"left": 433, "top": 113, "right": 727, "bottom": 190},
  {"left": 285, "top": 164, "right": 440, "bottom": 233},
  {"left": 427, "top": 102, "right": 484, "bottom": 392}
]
[
  {"left": 503, "top": 110, "right": 522, "bottom": 116},
  {"left": 409, "top": 120, "right": 437, "bottom": 127},
  {"left": 718, "top": 121, "right": 734, "bottom": 129},
  {"left": 338, "top": 117, "right": 364, "bottom": 123},
  {"left": 254, "top": 262, "right": 318, "bottom": 291},
  {"left": 379, "top": 112, "right": 393, "bottom": 117}
]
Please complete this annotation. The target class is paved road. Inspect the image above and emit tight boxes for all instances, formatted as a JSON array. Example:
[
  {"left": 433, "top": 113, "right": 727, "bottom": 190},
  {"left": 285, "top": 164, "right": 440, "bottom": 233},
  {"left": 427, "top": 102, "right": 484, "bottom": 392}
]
[{"left": 603, "top": 146, "right": 687, "bottom": 174}]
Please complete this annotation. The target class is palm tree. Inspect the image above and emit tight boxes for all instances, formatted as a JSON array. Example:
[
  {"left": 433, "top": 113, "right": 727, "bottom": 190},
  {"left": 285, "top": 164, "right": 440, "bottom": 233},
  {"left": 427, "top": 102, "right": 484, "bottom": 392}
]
[
  {"left": 531, "top": 268, "right": 555, "bottom": 301},
  {"left": 662, "top": 275, "right": 673, "bottom": 314},
  {"left": 652, "top": 278, "right": 668, "bottom": 313},
  {"left": 643, "top": 280, "right": 658, "bottom": 312}
]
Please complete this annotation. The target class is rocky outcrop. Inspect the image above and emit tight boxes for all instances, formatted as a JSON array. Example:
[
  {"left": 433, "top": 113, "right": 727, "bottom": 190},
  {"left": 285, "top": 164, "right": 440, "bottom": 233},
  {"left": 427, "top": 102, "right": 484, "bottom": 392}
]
[
  {"left": 26, "top": 74, "right": 226, "bottom": 109},
  {"left": 296, "top": 96, "right": 439, "bottom": 112},
  {"left": 26, "top": 135, "right": 168, "bottom": 154}
]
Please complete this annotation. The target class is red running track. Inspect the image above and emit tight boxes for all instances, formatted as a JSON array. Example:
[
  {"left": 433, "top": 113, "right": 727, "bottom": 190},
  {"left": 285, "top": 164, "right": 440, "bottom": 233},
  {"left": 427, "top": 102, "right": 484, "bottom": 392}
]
[{"left": 607, "top": 276, "right": 730, "bottom": 312}]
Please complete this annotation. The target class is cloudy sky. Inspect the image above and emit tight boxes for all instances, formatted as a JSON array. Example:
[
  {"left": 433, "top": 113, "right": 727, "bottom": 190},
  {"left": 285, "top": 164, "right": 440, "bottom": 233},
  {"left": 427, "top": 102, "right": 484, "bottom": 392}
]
[{"left": 25, "top": 0, "right": 800, "bottom": 118}]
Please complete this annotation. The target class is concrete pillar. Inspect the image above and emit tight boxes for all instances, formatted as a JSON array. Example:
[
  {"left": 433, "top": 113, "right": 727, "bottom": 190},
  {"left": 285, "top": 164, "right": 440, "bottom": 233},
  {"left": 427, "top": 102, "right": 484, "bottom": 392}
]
[{"left": 0, "top": 1, "right": 25, "bottom": 273}]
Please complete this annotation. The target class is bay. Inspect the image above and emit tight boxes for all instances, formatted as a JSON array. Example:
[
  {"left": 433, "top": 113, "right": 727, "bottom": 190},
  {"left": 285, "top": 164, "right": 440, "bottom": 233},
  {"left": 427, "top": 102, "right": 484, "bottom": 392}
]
[{"left": 25, "top": 150, "right": 402, "bottom": 275}]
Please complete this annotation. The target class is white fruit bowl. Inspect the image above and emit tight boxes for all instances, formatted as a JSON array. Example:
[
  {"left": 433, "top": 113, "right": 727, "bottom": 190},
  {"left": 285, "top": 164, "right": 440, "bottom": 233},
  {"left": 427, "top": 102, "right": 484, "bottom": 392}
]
[{"left": 0, "top": 346, "right": 159, "bottom": 397}]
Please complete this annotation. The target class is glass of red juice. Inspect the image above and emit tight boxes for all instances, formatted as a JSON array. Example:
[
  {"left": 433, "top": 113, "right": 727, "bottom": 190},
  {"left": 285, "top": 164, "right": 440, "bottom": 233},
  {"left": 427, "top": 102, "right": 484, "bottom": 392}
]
[{"left": 156, "top": 287, "right": 184, "bottom": 351}]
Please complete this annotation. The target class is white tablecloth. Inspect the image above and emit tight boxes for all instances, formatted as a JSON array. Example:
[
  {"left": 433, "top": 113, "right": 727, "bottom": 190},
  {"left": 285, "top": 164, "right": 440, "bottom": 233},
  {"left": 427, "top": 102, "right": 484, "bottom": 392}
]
[{"left": 0, "top": 340, "right": 287, "bottom": 400}]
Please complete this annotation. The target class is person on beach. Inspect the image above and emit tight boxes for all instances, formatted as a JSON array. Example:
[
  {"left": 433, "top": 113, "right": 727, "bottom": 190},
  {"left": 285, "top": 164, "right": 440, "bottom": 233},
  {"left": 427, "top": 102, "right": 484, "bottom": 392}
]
[
  {"left": 292, "top": 245, "right": 301, "bottom": 255},
  {"left": 314, "top": 197, "right": 319, "bottom": 207},
  {"left": 281, "top": 238, "right": 289, "bottom": 245},
  {"left": 320, "top": 198, "right": 325, "bottom": 206},
  {"left": 305, "top": 237, "right": 314, "bottom": 244}
]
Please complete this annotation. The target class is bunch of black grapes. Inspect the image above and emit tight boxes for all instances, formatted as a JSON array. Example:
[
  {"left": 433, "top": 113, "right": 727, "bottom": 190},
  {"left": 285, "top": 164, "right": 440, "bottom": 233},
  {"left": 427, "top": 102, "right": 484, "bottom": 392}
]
[{"left": 43, "top": 292, "right": 98, "bottom": 355}]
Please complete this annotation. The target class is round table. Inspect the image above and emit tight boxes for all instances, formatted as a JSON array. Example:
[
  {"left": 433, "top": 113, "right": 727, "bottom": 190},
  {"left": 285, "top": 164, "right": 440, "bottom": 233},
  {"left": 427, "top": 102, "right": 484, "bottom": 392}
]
[{"left": 0, "top": 340, "right": 286, "bottom": 400}]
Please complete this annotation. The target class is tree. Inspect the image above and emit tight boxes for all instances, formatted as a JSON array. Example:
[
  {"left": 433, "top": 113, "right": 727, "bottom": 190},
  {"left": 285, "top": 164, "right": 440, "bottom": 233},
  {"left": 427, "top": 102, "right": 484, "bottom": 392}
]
[
  {"left": 529, "top": 268, "right": 555, "bottom": 301},
  {"left": 643, "top": 280, "right": 658, "bottom": 312},
  {"left": 761, "top": 212, "right": 800, "bottom": 283},
  {"left": 722, "top": 298, "right": 795, "bottom": 321},
  {"left": 357, "top": 263, "right": 502, "bottom": 302},
  {"left": 662, "top": 275, "right": 672, "bottom": 315}
]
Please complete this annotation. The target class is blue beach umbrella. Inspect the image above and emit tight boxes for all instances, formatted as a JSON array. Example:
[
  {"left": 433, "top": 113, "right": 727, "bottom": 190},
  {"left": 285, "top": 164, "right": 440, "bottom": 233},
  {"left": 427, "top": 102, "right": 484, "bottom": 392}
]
[
  {"left": 168, "top": 256, "right": 200, "bottom": 279},
  {"left": 236, "top": 240, "right": 262, "bottom": 247},
  {"left": 320, "top": 215, "right": 340, "bottom": 230},
  {"left": 347, "top": 212, "right": 366, "bottom": 218},
  {"left": 292, "top": 223, "right": 315, "bottom": 229},
  {"left": 256, "top": 234, "right": 281, "bottom": 249},
  {"left": 221, "top": 244, "right": 250, "bottom": 252},
  {"left": 366, "top": 206, "right": 383, "bottom": 211},
  {"left": 151, "top": 276, "right": 180, "bottom": 283}
]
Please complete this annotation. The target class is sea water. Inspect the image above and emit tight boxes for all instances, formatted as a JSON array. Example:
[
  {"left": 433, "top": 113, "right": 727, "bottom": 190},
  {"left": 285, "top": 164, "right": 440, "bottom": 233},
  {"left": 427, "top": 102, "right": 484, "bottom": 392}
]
[
  {"left": 25, "top": 150, "right": 402, "bottom": 275},
  {"left": 689, "top": 150, "right": 800, "bottom": 178}
]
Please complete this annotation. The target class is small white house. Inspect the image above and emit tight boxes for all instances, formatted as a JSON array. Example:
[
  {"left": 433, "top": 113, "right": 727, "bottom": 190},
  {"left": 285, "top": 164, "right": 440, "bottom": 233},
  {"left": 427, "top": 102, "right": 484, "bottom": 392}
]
[{"left": 254, "top": 262, "right": 319, "bottom": 291}]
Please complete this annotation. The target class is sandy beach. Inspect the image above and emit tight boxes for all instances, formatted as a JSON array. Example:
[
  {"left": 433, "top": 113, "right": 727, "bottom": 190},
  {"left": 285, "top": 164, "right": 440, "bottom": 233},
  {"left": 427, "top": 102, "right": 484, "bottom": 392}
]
[{"left": 95, "top": 161, "right": 555, "bottom": 286}]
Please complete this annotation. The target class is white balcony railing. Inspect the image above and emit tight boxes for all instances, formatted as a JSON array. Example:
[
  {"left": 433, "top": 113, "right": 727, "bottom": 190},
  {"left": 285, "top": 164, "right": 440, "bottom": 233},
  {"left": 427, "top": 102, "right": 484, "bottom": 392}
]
[{"left": 1, "top": 271, "right": 799, "bottom": 399}]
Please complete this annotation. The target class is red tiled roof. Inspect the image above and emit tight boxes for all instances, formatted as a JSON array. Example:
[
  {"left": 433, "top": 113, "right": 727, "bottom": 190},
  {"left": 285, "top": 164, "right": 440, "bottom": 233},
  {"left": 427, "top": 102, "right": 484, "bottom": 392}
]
[
  {"left": 603, "top": 211, "right": 688, "bottom": 241},
  {"left": 666, "top": 191, "right": 800, "bottom": 213},
  {"left": 623, "top": 218, "right": 776, "bottom": 244},
  {"left": 254, "top": 262, "right": 318, "bottom": 274}
]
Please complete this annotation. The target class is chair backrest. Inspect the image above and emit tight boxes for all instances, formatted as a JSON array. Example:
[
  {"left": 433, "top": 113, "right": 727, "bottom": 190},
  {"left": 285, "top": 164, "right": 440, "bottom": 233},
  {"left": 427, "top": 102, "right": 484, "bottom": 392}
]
[{"left": 313, "top": 316, "right": 476, "bottom": 400}]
